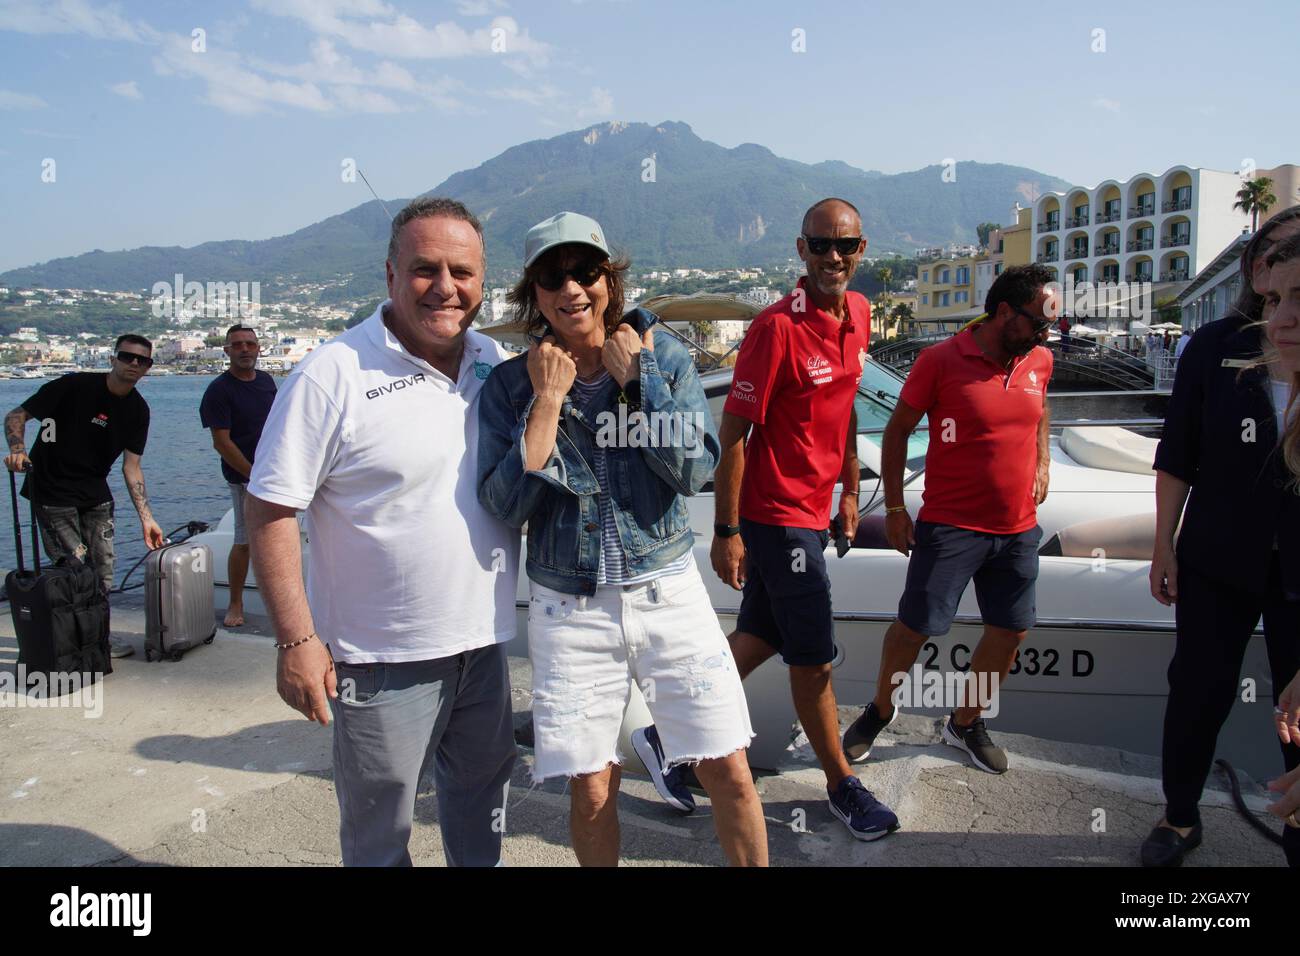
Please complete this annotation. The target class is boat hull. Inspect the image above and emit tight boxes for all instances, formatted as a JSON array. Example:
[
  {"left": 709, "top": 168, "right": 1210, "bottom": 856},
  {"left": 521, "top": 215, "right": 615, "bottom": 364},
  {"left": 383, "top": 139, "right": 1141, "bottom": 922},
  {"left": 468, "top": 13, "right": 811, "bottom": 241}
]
[{"left": 193, "top": 515, "right": 1283, "bottom": 782}]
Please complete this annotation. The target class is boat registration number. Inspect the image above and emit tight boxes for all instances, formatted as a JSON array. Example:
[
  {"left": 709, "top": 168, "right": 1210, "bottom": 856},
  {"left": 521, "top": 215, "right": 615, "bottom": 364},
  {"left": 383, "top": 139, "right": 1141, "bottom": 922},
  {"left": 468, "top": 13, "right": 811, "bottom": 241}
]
[{"left": 922, "top": 642, "right": 1094, "bottom": 678}]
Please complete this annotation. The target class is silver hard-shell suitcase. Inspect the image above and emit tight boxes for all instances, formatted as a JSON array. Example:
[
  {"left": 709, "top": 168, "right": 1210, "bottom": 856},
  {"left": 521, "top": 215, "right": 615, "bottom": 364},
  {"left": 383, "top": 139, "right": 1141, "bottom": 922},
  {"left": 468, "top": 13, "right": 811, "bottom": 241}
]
[{"left": 145, "top": 541, "right": 216, "bottom": 661}]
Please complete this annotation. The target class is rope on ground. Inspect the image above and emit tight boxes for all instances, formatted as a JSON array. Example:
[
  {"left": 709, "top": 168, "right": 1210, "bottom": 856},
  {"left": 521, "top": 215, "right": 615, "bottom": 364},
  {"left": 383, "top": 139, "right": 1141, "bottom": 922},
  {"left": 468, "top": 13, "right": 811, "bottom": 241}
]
[{"left": 1216, "top": 757, "right": 1283, "bottom": 846}]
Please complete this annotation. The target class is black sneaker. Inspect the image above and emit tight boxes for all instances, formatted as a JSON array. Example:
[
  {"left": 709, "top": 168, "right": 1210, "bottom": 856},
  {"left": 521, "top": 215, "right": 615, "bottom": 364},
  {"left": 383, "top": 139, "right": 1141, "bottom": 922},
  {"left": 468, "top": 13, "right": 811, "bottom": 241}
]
[
  {"left": 842, "top": 701, "right": 899, "bottom": 763},
  {"left": 941, "top": 714, "right": 1007, "bottom": 774},
  {"left": 631, "top": 724, "right": 696, "bottom": 814}
]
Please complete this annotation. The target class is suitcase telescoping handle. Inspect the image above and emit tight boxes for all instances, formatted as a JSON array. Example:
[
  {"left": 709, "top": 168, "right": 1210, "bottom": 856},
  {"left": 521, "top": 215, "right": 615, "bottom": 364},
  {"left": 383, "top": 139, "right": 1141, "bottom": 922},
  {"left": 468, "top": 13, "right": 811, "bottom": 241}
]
[
  {"left": 8, "top": 468, "right": 23, "bottom": 575},
  {"left": 7, "top": 462, "right": 39, "bottom": 575}
]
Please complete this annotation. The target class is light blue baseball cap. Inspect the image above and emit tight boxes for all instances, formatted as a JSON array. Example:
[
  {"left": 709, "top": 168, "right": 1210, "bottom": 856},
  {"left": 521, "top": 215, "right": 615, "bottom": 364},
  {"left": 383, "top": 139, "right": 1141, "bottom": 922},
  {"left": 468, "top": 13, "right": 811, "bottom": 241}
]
[{"left": 523, "top": 211, "right": 611, "bottom": 267}]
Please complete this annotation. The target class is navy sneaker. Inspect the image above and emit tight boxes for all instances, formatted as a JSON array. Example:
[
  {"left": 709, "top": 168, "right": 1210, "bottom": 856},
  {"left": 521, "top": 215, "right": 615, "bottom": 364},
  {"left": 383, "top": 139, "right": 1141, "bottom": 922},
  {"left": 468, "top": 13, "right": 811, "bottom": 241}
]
[
  {"left": 828, "top": 775, "right": 899, "bottom": 841},
  {"left": 632, "top": 724, "right": 696, "bottom": 814}
]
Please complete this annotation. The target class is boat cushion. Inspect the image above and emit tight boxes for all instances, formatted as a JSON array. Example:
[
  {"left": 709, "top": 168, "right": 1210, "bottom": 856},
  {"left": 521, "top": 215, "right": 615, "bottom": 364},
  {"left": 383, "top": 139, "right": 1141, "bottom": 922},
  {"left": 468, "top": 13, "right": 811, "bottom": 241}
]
[{"left": 1059, "top": 426, "right": 1157, "bottom": 476}]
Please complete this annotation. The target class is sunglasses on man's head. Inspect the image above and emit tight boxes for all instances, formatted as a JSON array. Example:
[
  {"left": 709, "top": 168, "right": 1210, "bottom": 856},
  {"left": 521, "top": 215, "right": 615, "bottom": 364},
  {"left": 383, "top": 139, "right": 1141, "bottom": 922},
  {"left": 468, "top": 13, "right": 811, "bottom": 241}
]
[
  {"left": 116, "top": 351, "right": 154, "bottom": 367},
  {"left": 802, "top": 235, "right": 863, "bottom": 256},
  {"left": 534, "top": 260, "right": 605, "bottom": 292}
]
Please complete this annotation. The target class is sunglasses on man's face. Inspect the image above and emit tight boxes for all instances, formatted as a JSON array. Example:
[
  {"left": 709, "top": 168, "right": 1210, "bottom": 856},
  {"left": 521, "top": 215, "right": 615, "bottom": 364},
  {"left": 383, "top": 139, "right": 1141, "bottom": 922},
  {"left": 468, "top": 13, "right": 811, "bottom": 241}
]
[
  {"left": 534, "top": 261, "right": 605, "bottom": 292},
  {"left": 802, "top": 235, "right": 863, "bottom": 257},
  {"left": 1013, "top": 306, "right": 1057, "bottom": 334},
  {"left": 116, "top": 351, "right": 154, "bottom": 367}
]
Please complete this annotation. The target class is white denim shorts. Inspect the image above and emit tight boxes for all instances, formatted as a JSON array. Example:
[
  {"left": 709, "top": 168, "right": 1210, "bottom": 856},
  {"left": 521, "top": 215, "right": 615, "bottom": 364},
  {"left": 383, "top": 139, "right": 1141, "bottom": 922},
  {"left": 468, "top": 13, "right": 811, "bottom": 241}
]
[{"left": 526, "top": 558, "right": 754, "bottom": 782}]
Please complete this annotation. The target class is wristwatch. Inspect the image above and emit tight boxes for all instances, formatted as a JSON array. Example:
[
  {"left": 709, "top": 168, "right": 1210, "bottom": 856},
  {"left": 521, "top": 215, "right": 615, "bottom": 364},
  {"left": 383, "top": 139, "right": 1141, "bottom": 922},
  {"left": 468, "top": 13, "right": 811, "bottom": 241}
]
[
  {"left": 714, "top": 523, "right": 741, "bottom": 538},
  {"left": 619, "top": 379, "right": 642, "bottom": 411}
]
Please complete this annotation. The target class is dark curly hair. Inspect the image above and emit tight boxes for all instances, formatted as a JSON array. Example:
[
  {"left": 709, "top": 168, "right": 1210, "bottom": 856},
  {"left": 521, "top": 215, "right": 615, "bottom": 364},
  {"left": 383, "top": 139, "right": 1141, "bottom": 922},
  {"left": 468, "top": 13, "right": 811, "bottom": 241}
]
[
  {"left": 984, "top": 263, "right": 1057, "bottom": 319},
  {"left": 507, "top": 243, "right": 630, "bottom": 339}
]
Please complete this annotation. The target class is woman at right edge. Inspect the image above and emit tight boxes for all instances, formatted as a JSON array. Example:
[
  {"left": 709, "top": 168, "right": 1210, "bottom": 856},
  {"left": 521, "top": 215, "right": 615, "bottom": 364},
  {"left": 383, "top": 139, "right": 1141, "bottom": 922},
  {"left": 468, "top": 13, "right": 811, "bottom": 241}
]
[{"left": 1144, "top": 205, "right": 1300, "bottom": 867}]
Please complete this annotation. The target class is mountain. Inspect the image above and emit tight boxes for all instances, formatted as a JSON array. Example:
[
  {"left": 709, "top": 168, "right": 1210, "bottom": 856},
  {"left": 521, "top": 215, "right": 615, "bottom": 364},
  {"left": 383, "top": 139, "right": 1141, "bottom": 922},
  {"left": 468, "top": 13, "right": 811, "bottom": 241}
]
[{"left": 2, "top": 121, "right": 1069, "bottom": 293}]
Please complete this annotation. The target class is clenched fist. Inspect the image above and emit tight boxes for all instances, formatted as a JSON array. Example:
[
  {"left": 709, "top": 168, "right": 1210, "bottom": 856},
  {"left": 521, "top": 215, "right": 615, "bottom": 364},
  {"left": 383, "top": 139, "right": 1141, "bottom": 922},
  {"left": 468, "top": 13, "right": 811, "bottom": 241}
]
[
  {"left": 602, "top": 325, "right": 654, "bottom": 388},
  {"left": 527, "top": 336, "right": 578, "bottom": 403}
]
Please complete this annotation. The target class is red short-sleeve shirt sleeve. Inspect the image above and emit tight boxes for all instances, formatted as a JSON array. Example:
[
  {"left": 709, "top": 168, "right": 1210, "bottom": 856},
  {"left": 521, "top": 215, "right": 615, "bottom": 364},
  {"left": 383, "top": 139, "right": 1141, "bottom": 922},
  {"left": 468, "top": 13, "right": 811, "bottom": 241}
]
[
  {"left": 725, "top": 316, "right": 785, "bottom": 424},
  {"left": 899, "top": 342, "right": 942, "bottom": 412}
]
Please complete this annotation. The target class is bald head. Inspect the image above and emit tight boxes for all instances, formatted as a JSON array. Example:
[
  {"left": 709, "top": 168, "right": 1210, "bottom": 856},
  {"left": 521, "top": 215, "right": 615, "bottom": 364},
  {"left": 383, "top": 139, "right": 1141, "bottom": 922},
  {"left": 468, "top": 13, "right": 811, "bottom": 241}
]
[{"left": 802, "top": 198, "right": 861, "bottom": 236}]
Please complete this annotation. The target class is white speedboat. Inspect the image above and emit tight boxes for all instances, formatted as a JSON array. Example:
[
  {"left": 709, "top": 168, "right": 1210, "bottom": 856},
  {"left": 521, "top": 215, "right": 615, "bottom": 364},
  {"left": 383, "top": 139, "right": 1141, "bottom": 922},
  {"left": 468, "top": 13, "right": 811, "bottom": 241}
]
[{"left": 189, "top": 336, "right": 1282, "bottom": 781}]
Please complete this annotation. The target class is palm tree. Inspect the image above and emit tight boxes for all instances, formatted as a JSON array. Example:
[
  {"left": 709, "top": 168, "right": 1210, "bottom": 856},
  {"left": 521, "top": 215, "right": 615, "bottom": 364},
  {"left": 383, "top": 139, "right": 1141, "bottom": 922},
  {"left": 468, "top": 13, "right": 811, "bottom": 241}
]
[
  {"left": 876, "top": 265, "right": 893, "bottom": 298},
  {"left": 873, "top": 265, "right": 894, "bottom": 341},
  {"left": 1234, "top": 177, "right": 1277, "bottom": 232}
]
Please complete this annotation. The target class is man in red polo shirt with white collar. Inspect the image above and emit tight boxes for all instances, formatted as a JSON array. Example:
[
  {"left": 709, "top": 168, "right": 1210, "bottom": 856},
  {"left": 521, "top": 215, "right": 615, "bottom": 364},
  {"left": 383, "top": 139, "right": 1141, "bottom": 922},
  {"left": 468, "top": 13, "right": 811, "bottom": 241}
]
[
  {"left": 844, "top": 264, "right": 1056, "bottom": 774},
  {"left": 657, "top": 197, "right": 900, "bottom": 841}
]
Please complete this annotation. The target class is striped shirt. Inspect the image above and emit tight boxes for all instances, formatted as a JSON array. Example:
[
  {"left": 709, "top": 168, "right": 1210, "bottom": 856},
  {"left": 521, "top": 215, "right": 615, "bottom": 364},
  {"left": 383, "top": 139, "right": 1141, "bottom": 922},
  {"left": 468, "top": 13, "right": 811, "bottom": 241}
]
[{"left": 570, "top": 370, "right": 691, "bottom": 586}]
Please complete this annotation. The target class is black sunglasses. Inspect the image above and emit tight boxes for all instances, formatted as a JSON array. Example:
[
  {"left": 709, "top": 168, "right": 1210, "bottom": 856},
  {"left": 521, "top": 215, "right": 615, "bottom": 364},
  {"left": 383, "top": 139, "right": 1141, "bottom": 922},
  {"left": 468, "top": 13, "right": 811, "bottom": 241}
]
[
  {"left": 116, "top": 351, "right": 154, "bottom": 367},
  {"left": 1012, "top": 306, "right": 1057, "bottom": 333},
  {"left": 534, "top": 260, "right": 605, "bottom": 292},
  {"left": 802, "top": 235, "right": 863, "bottom": 256}
]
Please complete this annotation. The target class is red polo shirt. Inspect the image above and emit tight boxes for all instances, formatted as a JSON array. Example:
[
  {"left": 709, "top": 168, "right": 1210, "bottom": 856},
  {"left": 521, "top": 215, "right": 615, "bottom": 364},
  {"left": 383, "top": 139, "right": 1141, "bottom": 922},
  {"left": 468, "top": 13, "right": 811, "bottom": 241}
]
[
  {"left": 724, "top": 278, "right": 871, "bottom": 529},
  {"left": 899, "top": 328, "right": 1052, "bottom": 534}
]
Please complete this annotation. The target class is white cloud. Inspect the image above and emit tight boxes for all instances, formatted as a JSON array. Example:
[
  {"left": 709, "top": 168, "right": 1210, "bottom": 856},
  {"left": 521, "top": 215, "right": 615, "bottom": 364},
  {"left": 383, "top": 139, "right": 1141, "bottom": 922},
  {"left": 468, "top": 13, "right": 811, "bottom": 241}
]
[
  {"left": 250, "top": 0, "right": 549, "bottom": 61},
  {"left": 0, "top": 0, "right": 154, "bottom": 42},
  {"left": 109, "top": 80, "right": 142, "bottom": 99},
  {"left": 0, "top": 89, "right": 49, "bottom": 110},
  {"left": 1091, "top": 98, "right": 1121, "bottom": 113},
  {"left": 18, "top": 127, "right": 80, "bottom": 139},
  {"left": 249, "top": 38, "right": 471, "bottom": 112},
  {"left": 576, "top": 86, "right": 614, "bottom": 120},
  {"left": 152, "top": 34, "right": 333, "bottom": 115},
  {"left": 152, "top": 31, "right": 469, "bottom": 116},
  {"left": 489, "top": 84, "right": 561, "bottom": 107},
  {"left": 456, "top": 0, "right": 509, "bottom": 13},
  {"left": 331, "top": 85, "right": 401, "bottom": 113}
]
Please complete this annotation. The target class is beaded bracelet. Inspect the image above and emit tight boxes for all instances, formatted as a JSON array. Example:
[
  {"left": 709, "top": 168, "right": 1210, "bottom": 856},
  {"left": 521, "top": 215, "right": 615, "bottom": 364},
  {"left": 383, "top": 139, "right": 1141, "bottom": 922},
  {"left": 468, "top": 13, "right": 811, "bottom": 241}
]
[{"left": 274, "top": 632, "right": 318, "bottom": 651}]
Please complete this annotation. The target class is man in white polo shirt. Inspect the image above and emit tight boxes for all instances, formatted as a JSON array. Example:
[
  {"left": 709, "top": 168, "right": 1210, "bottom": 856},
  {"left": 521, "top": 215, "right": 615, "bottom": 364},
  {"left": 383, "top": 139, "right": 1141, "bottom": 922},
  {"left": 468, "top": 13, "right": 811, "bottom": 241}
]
[{"left": 246, "top": 196, "right": 520, "bottom": 867}]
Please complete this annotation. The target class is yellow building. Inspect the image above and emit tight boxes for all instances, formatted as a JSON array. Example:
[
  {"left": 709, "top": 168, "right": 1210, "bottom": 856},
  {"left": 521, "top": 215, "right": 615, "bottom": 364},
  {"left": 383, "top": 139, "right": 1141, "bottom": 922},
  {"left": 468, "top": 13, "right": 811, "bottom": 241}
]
[
  {"left": 1000, "top": 205, "right": 1032, "bottom": 268},
  {"left": 915, "top": 253, "right": 981, "bottom": 332}
]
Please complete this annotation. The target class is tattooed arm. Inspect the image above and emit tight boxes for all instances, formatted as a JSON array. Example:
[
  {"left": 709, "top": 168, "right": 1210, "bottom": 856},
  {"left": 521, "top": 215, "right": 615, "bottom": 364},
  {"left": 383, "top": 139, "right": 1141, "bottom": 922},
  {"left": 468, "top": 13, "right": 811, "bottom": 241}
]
[
  {"left": 3, "top": 406, "right": 31, "bottom": 472},
  {"left": 122, "top": 450, "right": 165, "bottom": 549}
]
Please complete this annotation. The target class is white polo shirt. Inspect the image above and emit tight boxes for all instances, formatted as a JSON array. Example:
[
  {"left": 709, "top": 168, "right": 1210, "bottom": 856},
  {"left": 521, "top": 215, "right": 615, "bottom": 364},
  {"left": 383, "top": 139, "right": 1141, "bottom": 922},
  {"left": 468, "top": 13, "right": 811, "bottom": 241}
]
[{"left": 248, "top": 302, "right": 520, "bottom": 663}]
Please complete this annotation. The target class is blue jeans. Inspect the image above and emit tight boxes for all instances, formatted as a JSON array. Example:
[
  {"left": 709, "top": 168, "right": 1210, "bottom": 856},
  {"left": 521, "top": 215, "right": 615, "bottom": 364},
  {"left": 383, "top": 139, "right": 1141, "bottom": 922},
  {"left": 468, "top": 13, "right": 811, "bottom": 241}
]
[{"left": 328, "top": 642, "right": 517, "bottom": 866}]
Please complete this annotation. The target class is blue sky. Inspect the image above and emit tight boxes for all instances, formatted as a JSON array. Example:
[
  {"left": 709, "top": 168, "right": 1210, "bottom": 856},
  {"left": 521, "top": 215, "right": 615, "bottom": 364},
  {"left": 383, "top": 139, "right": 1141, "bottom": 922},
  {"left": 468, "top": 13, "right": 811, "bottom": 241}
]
[{"left": 1, "top": 0, "right": 1296, "bottom": 273}]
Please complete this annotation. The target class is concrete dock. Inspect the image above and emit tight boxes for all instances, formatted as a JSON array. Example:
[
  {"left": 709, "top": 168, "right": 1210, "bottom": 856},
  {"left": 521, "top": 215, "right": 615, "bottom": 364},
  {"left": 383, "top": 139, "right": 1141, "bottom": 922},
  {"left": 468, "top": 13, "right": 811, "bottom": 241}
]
[{"left": 0, "top": 593, "right": 1286, "bottom": 867}]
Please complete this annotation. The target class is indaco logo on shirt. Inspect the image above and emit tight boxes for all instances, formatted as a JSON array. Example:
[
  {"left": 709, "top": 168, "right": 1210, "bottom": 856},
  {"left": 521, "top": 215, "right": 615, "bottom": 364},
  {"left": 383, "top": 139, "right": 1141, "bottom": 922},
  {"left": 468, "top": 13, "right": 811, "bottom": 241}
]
[
  {"left": 805, "top": 355, "right": 833, "bottom": 385},
  {"left": 90, "top": 413, "right": 109, "bottom": 428},
  {"left": 730, "top": 380, "right": 758, "bottom": 404},
  {"left": 365, "top": 372, "right": 425, "bottom": 400}
]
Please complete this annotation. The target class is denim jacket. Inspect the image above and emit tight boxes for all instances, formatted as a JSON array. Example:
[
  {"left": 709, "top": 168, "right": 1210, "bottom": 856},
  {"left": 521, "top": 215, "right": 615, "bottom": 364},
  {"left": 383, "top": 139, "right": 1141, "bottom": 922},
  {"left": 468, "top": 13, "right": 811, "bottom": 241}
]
[{"left": 477, "top": 312, "right": 719, "bottom": 596}]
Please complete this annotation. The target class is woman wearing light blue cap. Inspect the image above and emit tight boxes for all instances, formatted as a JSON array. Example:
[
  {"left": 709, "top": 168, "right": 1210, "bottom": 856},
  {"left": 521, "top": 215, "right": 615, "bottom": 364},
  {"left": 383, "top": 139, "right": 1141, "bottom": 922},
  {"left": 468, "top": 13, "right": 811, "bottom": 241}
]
[{"left": 477, "top": 211, "right": 768, "bottom": 866}]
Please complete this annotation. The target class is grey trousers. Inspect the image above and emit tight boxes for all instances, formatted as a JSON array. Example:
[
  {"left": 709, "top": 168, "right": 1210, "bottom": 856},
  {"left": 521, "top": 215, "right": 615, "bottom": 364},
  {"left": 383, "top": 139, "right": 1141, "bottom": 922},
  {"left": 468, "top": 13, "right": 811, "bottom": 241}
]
[
  {"left": 328, "top": 642, "right": 517, "bottom": 867},
  {"left": 34, "top": 500, "right": 115, "bottom": 595}
]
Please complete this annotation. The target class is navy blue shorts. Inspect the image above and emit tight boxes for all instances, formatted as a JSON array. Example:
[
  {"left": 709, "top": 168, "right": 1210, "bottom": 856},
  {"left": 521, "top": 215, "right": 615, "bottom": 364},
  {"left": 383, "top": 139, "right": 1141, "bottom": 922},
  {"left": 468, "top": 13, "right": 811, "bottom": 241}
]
[
  {"left": 736, "top": 519, "right": 836, "bottom": 666},
  {"left": 897, "top": 521, "right": 1042, "bottom": 637}
]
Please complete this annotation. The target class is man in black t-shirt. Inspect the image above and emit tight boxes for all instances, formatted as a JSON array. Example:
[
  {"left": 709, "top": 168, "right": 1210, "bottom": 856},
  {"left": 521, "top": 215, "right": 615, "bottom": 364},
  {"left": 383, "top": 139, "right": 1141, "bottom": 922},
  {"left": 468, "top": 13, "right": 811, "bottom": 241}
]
[
  {"left": 4, "top": 334, "right": 165, "bottom": 658},
  {"left": 199, "top": 324, "right": 276, "bottom": 627}
]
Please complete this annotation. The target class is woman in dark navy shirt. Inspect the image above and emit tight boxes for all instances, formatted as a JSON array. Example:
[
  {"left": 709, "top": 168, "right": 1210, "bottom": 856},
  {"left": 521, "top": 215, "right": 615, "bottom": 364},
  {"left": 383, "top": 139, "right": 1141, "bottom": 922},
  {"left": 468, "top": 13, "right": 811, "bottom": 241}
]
[
  {"left": 1143, "top": 207, "right": 1300, "bottom": 867},
  {"left": 1260, "top": 234, "right": 1300, "bottom": 857}
]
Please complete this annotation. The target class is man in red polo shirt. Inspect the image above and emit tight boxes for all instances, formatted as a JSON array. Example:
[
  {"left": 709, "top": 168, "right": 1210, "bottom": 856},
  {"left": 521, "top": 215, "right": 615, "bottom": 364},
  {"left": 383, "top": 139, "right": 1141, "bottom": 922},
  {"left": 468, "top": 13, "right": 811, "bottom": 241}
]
[
  {"left": 843, "top": 264, "right": 1056, "bottom": 775},
  {"left": 636, "top": 198, "right": 899, "bottom": 840}
]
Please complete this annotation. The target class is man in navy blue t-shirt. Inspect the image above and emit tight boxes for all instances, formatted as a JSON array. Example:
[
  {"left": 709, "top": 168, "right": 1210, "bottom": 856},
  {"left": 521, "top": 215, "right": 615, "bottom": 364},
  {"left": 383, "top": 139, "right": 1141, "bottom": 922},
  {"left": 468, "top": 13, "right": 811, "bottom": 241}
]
[{"left": 199, "top": 324, "right": 276, "bottom": 626}]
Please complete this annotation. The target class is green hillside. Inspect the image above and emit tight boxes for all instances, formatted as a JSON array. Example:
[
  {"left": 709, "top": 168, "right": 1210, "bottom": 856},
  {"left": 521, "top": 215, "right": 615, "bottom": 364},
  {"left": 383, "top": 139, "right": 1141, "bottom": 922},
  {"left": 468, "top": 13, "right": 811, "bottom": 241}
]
[{"left": 2, "top": 121, "right": 1068, "bottom": 294}]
